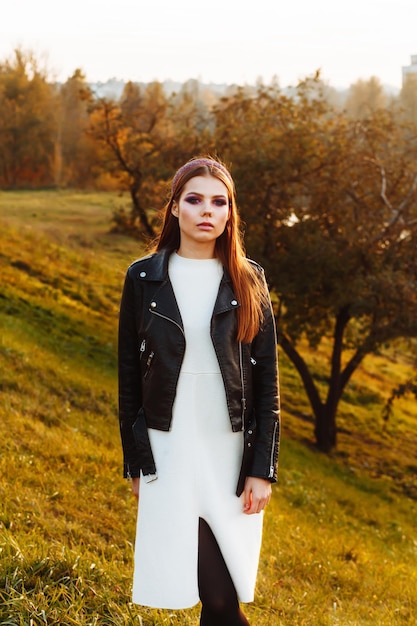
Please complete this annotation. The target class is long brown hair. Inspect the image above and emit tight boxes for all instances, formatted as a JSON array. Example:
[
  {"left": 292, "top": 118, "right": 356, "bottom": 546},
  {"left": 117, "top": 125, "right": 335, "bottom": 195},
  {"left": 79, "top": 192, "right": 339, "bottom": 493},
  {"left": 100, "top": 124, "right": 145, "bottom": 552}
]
[{"left": 154, "top": 157, "right": 267, "bottom": 343}]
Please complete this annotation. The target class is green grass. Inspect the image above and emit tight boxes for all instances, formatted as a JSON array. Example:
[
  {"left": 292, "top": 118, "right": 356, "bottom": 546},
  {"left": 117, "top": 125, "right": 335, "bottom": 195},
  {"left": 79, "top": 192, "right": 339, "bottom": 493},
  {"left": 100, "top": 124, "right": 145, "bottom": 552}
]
[{"left": 0, "top": 191, "right": 416, "bottom": 625}]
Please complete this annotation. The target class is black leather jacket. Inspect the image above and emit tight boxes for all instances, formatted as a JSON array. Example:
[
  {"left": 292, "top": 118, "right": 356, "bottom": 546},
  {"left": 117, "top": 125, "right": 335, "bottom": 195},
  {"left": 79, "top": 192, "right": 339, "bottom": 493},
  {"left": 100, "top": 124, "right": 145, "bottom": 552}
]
[{"left": 118, "top": 248, "right": 280, "bottom": 496}]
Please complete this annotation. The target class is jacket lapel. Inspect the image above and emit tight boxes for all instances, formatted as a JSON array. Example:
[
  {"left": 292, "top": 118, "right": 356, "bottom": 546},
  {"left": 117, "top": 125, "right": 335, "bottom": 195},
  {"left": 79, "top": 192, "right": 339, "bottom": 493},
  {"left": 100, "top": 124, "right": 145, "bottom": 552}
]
[
  {"left": 213, "top": 273, "right": 240, "bottom": 316},
  {"left": 149, "top": 279, "right": 183, "bottom": 329},
  {"left": 141, "top": 248, "right": 239, "bottom": 324}
]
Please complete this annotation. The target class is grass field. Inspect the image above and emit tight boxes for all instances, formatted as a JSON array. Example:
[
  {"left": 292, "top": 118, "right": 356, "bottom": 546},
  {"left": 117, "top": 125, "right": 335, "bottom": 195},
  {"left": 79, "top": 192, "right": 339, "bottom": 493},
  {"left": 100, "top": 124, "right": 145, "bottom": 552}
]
[{"left": 0, "top": 191, "right": 416, "bottom": 625}]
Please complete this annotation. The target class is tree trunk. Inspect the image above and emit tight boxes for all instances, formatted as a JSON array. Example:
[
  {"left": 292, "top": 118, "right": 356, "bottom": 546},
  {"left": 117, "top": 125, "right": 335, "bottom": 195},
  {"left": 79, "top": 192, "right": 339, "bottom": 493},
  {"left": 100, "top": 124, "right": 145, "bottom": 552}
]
[
  {"left": 130, "top": 178, "right": 156, "bottom": 239},
  {"left": 278, "top": 308, "right": 374, "bottom": 453},
  {"left": 314, "top": 403, "right": 337, "bottom": 452},
  {"left": 315, "top": 306, "right": 351, "bottom": 451}
]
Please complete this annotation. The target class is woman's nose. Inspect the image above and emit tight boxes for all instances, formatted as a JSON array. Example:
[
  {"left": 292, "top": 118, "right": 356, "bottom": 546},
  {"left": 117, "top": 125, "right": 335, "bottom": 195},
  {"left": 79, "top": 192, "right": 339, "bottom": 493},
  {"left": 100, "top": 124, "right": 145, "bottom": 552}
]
[{"left": 201, "top": 202, "right": 212, "bottom": 216}]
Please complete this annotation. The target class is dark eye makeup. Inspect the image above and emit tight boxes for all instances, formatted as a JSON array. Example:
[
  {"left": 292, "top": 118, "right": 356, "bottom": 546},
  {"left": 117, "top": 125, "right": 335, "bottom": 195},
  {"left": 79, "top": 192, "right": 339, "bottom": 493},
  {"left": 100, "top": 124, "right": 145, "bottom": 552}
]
[
  {"left": 185, "top": 195, "right": 200, "bottom": 204},
  {"left": 184, "top": 194, "right": 228, "bottom": 206},
  {"left": 213, "top": 198, "right": 228, "bottom": 206}
]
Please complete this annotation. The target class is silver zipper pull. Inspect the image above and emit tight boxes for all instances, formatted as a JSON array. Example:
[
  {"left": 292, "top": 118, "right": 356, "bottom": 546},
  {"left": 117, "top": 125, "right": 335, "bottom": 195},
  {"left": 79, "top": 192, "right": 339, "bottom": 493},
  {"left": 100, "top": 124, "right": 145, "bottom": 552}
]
[
  {"left": 144, "top": 351, "right": 154, "bottom": 379},
  {"left": 139, "top": 339, "right": 146, "bottom": 358}
]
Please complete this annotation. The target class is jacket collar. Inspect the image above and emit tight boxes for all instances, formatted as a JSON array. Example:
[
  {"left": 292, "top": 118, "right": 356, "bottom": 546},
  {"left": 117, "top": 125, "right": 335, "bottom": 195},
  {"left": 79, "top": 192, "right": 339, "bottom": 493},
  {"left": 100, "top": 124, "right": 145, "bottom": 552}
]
[
  {"left": 137, "top": 248, "right": 234, "bottom": 284},
  {"left": 136, "top": 248, "right": 239, "bottom": 313},
  {"left": 135, "top": 247, "right": 172, "bottom": 281}
]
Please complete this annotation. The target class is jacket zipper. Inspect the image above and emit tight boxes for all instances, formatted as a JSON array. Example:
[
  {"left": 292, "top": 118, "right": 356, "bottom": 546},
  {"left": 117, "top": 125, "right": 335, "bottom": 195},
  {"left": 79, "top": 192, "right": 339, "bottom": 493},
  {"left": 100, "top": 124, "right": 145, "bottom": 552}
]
[
  {"left": 269, "top": 420, "right": 279, "bottom": 478},
  {"left": 143, "top": 351, "right": 155, "bottom": 379},
  {"left": 149, "top": 309, "right": 185, "bottom": 336},
  {"left": 238, "top": 342, "right": 246, "bottom": 430},
  {"left": 139, "top": 339, "right": 154, "bottom": 378}
]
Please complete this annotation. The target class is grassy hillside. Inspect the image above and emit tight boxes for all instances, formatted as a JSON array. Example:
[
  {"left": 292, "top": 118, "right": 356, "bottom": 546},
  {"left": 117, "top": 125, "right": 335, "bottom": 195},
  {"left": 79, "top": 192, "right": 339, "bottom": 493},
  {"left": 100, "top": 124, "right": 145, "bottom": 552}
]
[{"left": 0, "top": 191, "right": 416, "bottom": 625}]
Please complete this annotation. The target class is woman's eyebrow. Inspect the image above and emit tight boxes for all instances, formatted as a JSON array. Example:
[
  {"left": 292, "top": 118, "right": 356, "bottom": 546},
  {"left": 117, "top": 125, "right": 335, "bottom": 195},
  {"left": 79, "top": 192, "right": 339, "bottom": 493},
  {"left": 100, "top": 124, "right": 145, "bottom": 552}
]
[{"left": 184, "top": 191, "right": 227, "bottom": 198}]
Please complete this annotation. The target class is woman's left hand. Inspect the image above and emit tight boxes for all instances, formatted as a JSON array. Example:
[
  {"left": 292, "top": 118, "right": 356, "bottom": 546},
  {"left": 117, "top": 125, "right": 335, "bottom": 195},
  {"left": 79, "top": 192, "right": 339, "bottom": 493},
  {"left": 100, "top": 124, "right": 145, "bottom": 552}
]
[{"left": 242, "top": 477, "right": 272, "bottom": 515}]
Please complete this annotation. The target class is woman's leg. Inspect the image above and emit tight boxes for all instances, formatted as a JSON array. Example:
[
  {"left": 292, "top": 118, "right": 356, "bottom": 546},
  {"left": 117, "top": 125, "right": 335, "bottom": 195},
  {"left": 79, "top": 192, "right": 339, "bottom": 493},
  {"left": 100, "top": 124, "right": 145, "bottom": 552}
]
[{"left": 198, "top": 517, "right": 250, "bottom": 626}]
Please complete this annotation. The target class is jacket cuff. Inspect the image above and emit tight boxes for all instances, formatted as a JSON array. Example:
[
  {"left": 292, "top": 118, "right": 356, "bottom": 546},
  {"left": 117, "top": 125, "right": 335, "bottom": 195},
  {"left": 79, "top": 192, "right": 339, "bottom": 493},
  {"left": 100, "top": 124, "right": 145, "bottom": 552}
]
[
  {"left": 143, "top": 472, "right": 158, "bottom": 483},
  {"left": 124, "top": 463, "right": 141, "bottom": 479}
]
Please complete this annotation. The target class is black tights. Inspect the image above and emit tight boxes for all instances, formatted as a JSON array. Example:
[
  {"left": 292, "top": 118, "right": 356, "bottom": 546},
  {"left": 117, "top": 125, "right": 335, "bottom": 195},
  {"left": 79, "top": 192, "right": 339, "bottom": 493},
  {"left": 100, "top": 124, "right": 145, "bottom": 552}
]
[{"left": 198, "top": 517, "right": 250, "bottom": 626}]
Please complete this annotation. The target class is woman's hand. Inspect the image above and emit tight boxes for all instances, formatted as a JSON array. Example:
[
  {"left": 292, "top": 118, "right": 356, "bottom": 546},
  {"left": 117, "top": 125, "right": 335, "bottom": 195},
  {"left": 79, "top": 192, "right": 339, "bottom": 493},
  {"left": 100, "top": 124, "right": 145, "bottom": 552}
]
[
  {"left": 242, "top": 477, "right": 272, "bottom": 515},
  {"left": 131, "top": 476, "right": 140, "bottom": 501}
]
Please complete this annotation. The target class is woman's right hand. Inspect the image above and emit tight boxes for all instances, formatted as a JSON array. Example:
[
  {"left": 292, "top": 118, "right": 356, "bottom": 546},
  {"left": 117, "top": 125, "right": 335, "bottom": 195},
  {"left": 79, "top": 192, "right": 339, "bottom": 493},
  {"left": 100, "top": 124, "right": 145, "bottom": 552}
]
[{"left": 131, "top": 476, "right": 140, "bottom": 501}]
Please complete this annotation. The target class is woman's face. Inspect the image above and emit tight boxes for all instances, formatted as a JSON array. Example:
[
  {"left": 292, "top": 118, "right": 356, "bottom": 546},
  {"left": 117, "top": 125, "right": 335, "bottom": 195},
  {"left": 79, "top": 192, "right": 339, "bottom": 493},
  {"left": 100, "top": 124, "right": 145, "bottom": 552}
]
[{"left": 172, "top": 175, "right": 230, "bottom": 256}]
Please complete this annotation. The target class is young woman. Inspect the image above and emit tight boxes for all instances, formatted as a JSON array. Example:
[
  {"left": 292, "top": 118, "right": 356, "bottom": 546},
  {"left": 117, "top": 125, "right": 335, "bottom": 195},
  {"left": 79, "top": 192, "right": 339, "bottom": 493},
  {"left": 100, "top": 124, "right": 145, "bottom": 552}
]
[{"left": 118, "top": 157, "right": 280, "bottom": 625}]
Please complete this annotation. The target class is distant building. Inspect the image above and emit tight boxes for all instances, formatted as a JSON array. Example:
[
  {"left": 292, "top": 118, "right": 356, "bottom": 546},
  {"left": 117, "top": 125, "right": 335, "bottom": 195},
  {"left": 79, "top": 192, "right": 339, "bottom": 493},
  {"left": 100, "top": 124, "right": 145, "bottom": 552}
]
[{"left": 402, "top": 55, "right": 417, "bottom": 83}]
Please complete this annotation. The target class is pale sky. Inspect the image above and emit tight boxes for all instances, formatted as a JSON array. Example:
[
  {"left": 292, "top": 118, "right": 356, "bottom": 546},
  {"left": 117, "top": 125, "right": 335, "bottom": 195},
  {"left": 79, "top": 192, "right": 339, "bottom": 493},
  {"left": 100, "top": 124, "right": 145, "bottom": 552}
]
[{"left": 1, "top": 0, "right": 416, "bottom": 89}]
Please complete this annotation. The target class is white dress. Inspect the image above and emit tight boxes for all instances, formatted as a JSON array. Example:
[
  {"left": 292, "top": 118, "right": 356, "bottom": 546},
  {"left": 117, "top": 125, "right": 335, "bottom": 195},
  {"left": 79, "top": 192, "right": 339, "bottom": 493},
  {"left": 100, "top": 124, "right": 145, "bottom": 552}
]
[{"left": 132, "top": 253, "right": 263, "bottom": 609}]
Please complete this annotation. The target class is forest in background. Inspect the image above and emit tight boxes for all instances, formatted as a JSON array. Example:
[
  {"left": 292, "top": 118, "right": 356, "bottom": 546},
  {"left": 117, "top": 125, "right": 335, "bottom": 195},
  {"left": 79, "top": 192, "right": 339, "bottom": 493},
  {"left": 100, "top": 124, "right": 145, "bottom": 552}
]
[
  {"left": 1, "top": 46, "right": 417, "bottom": 453},
  {"left": 1, "top": 47, "right": 417, "bottom": 192}
]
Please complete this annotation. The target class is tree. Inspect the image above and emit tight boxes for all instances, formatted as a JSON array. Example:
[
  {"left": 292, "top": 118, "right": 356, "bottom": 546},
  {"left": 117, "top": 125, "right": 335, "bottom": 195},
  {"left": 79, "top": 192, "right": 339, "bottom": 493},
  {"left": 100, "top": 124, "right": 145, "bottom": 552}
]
[
  {"left": 88, "top": 81, "right": 171, "bottom": 238},
  {"left": 0, "top": 48, "right": 57, "bottom": 187},
  {"left": 397, "top": 73, "right": 417, "bottom": 126},
  {"left": 214, "top": 79, "right": 417, "bottom": 451},
  {"left": 88, "top": 80, "right": 214, "bottom": 239},
  {"left": 345, "top": 76, "right": 387, "bottom": 119},
  {"left": 57, "top": 69, "right": 96, "bottom": 187}
]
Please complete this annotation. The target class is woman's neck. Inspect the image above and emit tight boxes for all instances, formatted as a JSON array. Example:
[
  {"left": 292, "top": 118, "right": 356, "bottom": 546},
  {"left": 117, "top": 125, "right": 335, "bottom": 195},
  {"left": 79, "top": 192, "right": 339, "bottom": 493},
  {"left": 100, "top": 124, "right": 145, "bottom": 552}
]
[{"left": 176, "top": 242, "right": 216, "bottom": 259}]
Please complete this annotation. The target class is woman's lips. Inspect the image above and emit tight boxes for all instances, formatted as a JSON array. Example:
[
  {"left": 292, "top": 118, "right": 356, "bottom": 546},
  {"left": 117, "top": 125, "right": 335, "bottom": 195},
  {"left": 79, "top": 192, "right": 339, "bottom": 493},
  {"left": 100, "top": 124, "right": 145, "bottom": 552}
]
[{"left": 197, "top": 222, "right": 214, "bottom": 230}]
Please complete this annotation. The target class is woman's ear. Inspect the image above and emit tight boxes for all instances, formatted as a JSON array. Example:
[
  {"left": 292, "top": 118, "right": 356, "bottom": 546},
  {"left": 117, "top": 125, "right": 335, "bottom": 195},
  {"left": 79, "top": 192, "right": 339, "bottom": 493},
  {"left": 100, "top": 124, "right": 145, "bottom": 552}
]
[{"left": 172, "top": 202, "right": 179, "bottom": 217}]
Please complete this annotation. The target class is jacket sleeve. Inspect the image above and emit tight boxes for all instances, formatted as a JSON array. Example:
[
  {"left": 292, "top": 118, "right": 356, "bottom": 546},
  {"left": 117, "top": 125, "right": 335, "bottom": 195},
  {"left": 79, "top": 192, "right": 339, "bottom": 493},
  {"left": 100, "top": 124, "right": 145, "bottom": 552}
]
[
  {"left": 118, "top": 269, "right": 142, "bottom": 478},
  {"left": 249, "top": 273, "right": 280, "bottom": 483}
]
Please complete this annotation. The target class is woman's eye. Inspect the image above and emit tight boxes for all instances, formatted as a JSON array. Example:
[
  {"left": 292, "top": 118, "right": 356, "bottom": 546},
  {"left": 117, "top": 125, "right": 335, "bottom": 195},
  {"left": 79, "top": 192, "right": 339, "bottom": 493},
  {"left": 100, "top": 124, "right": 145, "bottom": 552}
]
[
  {"left": 185, "top": 196, "right": 200, "bottom": 204},
  {"left": 214, "top": 199, "right": 228, "bottom": 207}
]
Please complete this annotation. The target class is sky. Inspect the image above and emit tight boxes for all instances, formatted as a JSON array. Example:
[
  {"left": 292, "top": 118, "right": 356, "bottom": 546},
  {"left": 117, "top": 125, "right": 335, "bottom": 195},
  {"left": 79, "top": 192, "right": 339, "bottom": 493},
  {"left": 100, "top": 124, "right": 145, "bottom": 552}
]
[{"left": 1, "top": 0, "right": 417, "bottom": 90}]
